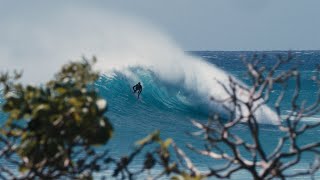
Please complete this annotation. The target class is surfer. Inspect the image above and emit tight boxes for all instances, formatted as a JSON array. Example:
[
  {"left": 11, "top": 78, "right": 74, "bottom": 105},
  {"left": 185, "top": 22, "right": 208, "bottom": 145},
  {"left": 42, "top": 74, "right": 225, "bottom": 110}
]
[{"left": 132, "top": 82, "right": 143, "bottom": 99}]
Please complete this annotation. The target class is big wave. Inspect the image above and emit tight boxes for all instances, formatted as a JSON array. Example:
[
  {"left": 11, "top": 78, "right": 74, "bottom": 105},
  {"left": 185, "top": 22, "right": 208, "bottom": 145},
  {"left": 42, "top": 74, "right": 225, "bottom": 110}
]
[
  {"left": 0, "top": 7, "right": 279, "bottom": 124},
  {"left": 96, "top": 59, "right": 279, "bottom": 125},
  {"left": 91, "top": 15, "right": 279, "bottom": 124}
]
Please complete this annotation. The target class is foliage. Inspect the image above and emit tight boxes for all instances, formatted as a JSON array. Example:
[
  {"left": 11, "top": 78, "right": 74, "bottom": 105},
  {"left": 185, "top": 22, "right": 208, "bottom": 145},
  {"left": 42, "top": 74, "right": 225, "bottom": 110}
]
[{"left": 0, "top": 57, "right": 112, "bottom": 179}]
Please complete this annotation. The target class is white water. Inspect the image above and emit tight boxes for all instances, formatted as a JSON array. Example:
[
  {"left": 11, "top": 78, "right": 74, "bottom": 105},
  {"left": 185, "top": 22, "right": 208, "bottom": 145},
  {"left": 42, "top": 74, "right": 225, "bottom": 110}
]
[{"left": 0, "top": 8, "right": 279, "bottom": 124}]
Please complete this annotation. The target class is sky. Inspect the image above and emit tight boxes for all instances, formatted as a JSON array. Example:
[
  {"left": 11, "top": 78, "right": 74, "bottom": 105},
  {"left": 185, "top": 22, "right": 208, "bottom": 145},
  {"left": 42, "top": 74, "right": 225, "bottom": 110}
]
[
  {"left": 1, "top": 0, "right": 320, "bottom": 51},
  {"left": 0, "top": 0, "right": 320, "bottom": 82},
  {"left": 92, "top": 0, "right": 320, "bottom": 51}
]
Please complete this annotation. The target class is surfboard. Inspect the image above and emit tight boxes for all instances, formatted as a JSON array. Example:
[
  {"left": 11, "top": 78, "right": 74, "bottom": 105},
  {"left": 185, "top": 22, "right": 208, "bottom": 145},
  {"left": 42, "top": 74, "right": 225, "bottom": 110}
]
[{"left": 132, "top": 90, "right": 140, "bottom": 100}]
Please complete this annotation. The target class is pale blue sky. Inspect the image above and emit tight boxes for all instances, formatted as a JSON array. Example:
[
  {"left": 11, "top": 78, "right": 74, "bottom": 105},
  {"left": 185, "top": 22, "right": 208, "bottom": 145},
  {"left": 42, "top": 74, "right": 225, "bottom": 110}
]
[
  {"left": 92, "top": 0, "right": 320, "bottom": 50},
  {"left": 0, "top": 1, "right": 319, "bottom": 83},
  {"left": 1, "top": 0, "right": 320, "bottom": 50}
]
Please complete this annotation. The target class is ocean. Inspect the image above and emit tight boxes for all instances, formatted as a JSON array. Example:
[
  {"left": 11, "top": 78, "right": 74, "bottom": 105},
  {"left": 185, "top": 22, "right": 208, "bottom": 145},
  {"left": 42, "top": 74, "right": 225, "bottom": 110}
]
[{"left": 1, "top": 51, "right": 320, "bottom": 179}]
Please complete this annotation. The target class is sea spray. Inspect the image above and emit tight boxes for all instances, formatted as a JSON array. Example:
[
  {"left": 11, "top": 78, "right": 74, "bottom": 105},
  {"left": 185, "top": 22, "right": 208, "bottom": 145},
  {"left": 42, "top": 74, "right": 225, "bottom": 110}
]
[{"left": 0, "top": 7, "right": 278, "bottom": 124}]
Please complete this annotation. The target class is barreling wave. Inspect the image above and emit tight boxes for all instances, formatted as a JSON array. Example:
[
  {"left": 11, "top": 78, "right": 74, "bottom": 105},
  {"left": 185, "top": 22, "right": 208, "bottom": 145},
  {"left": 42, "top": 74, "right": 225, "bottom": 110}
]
[
  {"left": 97, "top": 68, "right": 211, "bottom": 117},
  {"left": 97, "top": 60, "right": 279, "bottom": 125}
]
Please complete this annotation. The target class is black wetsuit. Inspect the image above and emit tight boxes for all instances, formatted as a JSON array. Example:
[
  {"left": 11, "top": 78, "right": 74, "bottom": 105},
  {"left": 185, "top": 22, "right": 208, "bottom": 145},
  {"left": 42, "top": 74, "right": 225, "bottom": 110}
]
[{"left": 133, "top": 83, "right": 142, "bottom": 98}]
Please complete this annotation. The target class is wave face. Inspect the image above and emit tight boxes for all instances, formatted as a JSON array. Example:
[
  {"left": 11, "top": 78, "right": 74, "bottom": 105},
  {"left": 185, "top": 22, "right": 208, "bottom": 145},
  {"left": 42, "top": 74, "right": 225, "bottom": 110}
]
[
  {"left": 96, "top": 51, "right": 279, "bottom": 125},
  {"left": 97, "top": 63, "right": 279, "bottom": 124},
  {"left": 98, "top": 68, "right": 210, "bottom": 118}
]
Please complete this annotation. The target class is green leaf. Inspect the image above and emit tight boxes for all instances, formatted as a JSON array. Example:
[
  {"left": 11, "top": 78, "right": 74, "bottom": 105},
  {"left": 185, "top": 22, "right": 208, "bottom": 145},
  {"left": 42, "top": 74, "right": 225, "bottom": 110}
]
[{"left": 56, "top": 87, "right": 67, "bottom": 94}]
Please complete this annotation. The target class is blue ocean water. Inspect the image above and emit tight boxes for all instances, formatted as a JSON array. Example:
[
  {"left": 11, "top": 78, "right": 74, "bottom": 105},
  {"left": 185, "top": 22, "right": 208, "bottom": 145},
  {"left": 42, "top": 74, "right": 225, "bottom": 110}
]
[
  {"left": 97, "top": 51, "right": 320, "bottom": 179},
  {"left": 1, "top": 51, "right": 320, "bottom": 179}
]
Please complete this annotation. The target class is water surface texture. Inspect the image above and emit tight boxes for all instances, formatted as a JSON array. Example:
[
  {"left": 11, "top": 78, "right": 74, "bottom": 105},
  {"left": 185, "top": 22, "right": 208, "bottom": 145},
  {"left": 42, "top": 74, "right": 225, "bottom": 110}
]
[{"left": 1, "top": 51, "right": 320, "bottom": 179}]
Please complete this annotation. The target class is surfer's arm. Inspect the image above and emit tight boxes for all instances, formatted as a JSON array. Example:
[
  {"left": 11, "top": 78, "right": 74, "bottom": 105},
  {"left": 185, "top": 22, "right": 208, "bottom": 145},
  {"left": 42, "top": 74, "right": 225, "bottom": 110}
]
[{"left": 132, "top": 85, "right": 136, "bottom": 90}]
